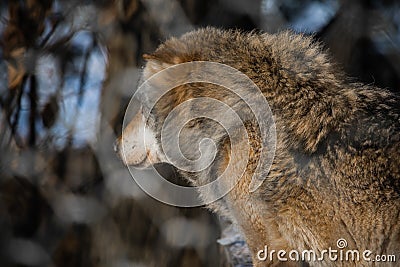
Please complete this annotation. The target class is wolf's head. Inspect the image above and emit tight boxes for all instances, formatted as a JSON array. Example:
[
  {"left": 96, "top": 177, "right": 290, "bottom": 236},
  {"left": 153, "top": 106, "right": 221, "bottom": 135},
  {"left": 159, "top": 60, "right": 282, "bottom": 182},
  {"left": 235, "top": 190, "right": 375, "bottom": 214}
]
[{"left": 115, "top": 28, "right": 282, "bottom": 193}]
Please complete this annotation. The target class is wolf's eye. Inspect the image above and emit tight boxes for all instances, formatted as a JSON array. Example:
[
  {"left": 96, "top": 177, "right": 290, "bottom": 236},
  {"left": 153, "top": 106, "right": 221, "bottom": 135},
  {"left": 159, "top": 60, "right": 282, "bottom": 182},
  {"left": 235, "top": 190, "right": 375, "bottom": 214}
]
[{"left": 185, "top": 118, "right": 206, "bottom": 128}]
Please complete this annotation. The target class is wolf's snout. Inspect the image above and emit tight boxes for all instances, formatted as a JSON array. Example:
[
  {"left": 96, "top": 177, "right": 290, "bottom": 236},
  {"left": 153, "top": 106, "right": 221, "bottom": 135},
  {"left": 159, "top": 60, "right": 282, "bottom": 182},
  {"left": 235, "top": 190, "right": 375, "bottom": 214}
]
[{"left": 115, "top": 109, "right": 162, "bottom": 168}]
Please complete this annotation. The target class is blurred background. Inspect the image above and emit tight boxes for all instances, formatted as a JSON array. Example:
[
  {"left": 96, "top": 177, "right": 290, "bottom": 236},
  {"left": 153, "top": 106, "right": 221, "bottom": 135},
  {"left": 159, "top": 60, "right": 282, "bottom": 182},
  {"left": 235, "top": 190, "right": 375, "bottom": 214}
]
[{"left": 0, "top": 0, "right": 399, "bottom": 266}]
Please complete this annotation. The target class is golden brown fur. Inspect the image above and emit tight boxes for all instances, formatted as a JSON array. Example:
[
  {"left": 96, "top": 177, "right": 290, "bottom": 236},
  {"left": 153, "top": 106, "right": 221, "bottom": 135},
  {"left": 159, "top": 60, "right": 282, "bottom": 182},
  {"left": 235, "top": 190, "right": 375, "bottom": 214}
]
[{"left": 127, "top": 28, "right": 400, "bottom": 266}]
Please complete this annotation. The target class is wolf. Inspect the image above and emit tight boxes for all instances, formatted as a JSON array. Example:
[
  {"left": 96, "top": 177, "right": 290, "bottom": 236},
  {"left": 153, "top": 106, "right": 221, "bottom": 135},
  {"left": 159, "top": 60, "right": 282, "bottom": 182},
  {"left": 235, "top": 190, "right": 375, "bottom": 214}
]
[{"left": 115, "top": 27, "right": 400, "bottom": 266}]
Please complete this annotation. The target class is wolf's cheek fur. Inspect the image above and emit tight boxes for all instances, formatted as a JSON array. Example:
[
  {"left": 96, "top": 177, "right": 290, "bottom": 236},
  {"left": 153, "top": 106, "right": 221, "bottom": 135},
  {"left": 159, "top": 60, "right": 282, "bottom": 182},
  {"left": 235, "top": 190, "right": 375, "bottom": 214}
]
[{"left": 115, "top": 108, "right": 163, "bottom": 168}]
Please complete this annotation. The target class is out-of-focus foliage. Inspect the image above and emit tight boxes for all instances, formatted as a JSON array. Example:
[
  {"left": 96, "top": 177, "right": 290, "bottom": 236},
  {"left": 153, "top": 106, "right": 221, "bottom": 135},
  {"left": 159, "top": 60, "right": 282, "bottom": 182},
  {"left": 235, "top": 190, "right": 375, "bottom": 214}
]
[{"left": 0, "top": 0, "right": 399, "bottom": 266}]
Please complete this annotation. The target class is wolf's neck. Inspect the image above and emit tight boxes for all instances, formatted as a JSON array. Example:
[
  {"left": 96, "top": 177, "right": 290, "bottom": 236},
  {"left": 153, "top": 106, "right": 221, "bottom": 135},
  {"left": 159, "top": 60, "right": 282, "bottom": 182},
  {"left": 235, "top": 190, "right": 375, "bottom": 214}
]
[{"left": 268, "top": 85, "right": 357, "bottom": 153}]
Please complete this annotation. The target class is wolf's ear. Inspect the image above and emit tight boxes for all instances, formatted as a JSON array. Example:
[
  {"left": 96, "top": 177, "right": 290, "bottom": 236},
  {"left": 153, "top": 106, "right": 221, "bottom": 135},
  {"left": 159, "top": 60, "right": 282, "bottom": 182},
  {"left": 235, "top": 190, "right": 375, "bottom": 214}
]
[
  {"left": 142, "top": 54, "right": 173, "bottom": 79},
  {"left": 142, "top": 54, "right": 157, "bottom": 60}
]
